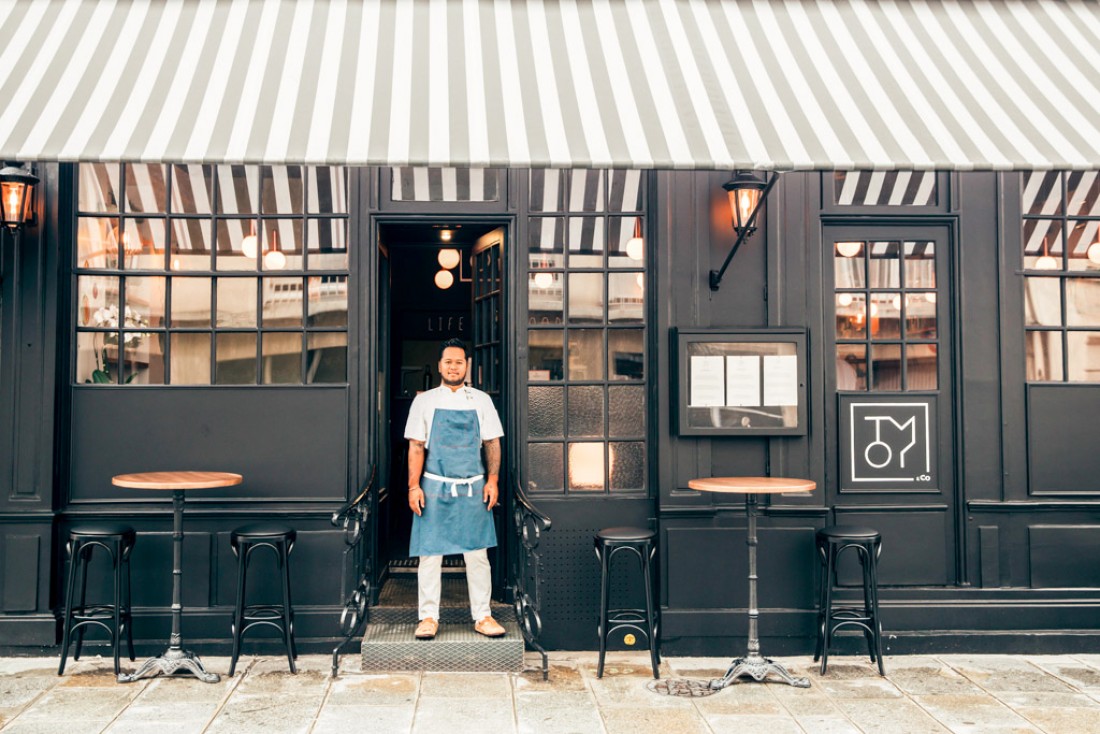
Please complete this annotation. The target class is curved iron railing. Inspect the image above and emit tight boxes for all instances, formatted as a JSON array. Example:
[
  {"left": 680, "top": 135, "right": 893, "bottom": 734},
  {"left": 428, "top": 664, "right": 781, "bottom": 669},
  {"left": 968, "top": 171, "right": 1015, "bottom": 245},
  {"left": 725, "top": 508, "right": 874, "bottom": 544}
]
[
  {"left": 330, "top": 466, "right": 376, "bottom": 678},
  {"left": 510, "top": 473, "right": 552, "bottom": 680}
]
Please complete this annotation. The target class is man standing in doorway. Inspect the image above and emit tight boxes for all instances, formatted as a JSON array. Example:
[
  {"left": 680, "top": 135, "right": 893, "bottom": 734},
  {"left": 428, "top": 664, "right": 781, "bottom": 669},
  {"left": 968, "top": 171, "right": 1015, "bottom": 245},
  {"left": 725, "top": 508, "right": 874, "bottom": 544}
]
[{"left": 405, "top": 338, "right": 506, "bottom": 639}]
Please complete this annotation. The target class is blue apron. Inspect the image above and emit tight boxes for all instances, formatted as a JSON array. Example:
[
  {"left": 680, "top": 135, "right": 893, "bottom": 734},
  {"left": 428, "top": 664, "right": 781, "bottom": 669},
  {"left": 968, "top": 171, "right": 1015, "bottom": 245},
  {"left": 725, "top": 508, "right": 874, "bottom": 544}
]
[{"left": 409, "top": 407, "right": 497, "bottom": 557}]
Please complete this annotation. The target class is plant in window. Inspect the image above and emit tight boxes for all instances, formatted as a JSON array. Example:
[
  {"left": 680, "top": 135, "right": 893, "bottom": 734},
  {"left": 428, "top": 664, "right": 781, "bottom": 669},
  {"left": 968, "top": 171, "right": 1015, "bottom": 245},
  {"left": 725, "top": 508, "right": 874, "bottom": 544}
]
[{"left": 87, "top": 304, "right": 150, "bottom": 383}]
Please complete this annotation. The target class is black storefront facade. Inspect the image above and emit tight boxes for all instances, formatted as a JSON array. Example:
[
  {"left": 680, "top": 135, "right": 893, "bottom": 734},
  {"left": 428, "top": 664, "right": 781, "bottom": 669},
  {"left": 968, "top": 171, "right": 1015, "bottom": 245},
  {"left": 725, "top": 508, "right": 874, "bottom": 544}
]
[{"left": 2, "top": 0, "right": 1100, "bottom": 660}]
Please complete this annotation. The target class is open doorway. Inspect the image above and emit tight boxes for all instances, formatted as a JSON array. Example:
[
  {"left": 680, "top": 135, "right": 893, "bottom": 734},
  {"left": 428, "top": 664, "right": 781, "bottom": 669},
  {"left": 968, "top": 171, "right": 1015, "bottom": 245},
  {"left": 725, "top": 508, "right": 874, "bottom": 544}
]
[{"left": 377, "top": 221, "right": 507, "bottom": 592}]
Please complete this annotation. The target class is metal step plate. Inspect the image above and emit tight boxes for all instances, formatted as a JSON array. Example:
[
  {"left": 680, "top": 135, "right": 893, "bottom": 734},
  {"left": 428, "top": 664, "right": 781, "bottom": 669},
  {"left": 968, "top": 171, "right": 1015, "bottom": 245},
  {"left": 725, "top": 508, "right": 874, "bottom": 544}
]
[{"left": 361, "top": 618, "right": 524, "bottom": 673}]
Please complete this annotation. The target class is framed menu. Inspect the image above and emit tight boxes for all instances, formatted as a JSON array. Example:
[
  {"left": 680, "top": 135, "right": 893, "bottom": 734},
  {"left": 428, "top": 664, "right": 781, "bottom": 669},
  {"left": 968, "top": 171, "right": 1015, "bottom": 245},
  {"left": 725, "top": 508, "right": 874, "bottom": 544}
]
[{"left": 673, "top": 328, "right": 808, "bottom": 436}]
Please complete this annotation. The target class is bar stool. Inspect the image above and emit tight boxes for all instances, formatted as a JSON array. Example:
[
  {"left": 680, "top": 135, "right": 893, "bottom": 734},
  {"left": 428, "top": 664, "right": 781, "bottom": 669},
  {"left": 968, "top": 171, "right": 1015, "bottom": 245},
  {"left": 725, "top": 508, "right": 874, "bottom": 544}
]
[
  {"left": 594, "top": 526, "right": 659, "bottom": 679},
  {"left": 58, "top": 523, "right": 136, "bottom": 676},
  {"left": 229, "top": 523, "right": 298, "bottom": 676},
  {"left": 814, "top": 525, "right": 885, "bottom": 675}
]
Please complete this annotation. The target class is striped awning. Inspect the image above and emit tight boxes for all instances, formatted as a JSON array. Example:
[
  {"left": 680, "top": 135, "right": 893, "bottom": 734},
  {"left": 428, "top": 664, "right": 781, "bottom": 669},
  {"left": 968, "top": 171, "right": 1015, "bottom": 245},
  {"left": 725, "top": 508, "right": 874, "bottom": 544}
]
[{"left": 1, "top": 0, "right": 1098, "bottom": 170}]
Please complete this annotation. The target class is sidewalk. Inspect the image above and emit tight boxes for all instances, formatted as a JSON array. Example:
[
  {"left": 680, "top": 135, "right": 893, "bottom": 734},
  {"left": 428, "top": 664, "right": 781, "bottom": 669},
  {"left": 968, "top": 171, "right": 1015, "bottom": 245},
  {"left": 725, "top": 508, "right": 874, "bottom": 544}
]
[{"left": 3, "top": 651, "right": 1100, "bottom": 733}]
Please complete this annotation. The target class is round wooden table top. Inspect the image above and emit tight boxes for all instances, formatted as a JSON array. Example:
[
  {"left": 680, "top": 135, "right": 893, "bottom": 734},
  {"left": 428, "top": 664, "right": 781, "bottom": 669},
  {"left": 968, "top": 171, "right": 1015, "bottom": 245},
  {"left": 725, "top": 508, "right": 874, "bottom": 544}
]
[
  {"left": 688, "top": 476, "right": 816, "bottom": 494},
  {"left": 111, "top": 471, "right": 243, "bottom": 490}
]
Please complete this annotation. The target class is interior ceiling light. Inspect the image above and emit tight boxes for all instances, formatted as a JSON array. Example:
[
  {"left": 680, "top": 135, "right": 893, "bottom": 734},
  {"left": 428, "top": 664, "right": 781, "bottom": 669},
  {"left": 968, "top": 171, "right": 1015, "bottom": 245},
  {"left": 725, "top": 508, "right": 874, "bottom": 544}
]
[
  {"left": 1088, "top": 242, "right": 1100, "bottom": 264},
  {"left": 532, "top": 272, "right": 554, "bottom": 289},
  {"left": 438, "top": 248, "right": 461, "bottom": 270},
  {"left": 241, "top": 223, "right": 258, "bottom": 259},
  {"left": 1035, "top": 237, "right": 1059, "bottom": 270},
  {"left": 263, "top": 229, "right": 286, "bottom": 270},
  {"left": 435, "top": 269, "right": 455, "bottom": 289},
  {"left": 836, "top": 241, "right": 862, "bottom": 258},
  {"left": 626, "top": 219, "right": 644, "bottom": 260},
  {"left": 837, "top": 293, "right": 854, "bottom": 307},
  {"left": 440, "top": 228, "right": 453, "bottom": 242}
]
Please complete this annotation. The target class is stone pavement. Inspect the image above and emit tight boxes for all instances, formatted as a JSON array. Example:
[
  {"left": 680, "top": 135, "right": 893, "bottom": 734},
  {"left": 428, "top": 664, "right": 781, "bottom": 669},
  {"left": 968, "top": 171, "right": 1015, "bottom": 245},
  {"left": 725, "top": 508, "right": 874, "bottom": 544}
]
[{"left": 3, "top": 651, "right": 1100, "bottom": 733}]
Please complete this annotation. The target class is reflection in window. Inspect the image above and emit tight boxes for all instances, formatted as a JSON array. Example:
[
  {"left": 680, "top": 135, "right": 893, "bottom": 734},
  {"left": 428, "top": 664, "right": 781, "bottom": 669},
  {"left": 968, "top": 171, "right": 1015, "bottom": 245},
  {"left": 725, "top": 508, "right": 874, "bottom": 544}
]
[
  {"left": 834, "top": 171, "right": 938, "bottom": 207},
  {"left": 392, "top": 167, "right": 501, "bottom": 202}
]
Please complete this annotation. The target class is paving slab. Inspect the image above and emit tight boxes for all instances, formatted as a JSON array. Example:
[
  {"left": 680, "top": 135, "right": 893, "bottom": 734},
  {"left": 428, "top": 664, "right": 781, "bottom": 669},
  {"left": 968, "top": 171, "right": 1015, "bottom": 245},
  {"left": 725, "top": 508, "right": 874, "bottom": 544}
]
[
  {"left": 204, "top": 692, "right": 324, "bottom": 734},
  {"left": 946, "top": 657, "right": 1075, "bottom": 692},
  {"left": 913, "top": 694, "right": 1043, "bottom": 734},
  {"left": 419, "top": 671, "right": 512, "bottom": 698},
  {"left": 411, "top": 697, "right": 516, "bottom": 734},
  {"left": 312, "top": 703, "right": 415, "bottom": 732},
  {"left": 835, "top": 697, "right": 950, "bottom": 734},
  {"left": 1011, "top": 705, "right": 1100, "bottom": 734},
  {"left": 600, "top": 706, "right": 711, "bottom": 734},
  {"left": 324, "top": 673, "right": 419, "bottom": 706}
]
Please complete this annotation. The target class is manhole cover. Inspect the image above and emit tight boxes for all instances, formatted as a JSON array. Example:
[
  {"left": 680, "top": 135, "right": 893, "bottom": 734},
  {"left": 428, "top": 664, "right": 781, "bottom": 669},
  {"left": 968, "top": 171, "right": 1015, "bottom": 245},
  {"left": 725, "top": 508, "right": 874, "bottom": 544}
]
[{"left": 646, "top": 678, "right": 721, "bottom": 697}]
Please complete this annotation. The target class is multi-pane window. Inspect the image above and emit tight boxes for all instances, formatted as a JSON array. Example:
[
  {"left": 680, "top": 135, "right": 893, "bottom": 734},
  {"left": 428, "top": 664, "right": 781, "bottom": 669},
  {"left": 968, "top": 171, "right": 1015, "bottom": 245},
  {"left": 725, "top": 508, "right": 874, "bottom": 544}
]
[
  {"left": 833, "top": 240, "right": 939, "bottom": 390},
  {"left": 73, "top": 164, "right": 349, "bottom": 385},
  {"left": 1021, "top": 172, "right": 1100, "bottom": 382},
  {"left": 525, "top": 170, "right": 647, "bottom": 494}
]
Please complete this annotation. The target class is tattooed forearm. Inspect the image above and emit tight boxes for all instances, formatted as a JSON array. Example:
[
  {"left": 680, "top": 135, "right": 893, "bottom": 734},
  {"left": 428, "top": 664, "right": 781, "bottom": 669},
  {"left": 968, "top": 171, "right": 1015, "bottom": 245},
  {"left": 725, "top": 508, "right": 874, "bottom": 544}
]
[
  {"left": 407, "top": 440, "right": 425, "bottom": 487},
  {"left": 483, "top": 438, "right": 501, "bottom": 477}
]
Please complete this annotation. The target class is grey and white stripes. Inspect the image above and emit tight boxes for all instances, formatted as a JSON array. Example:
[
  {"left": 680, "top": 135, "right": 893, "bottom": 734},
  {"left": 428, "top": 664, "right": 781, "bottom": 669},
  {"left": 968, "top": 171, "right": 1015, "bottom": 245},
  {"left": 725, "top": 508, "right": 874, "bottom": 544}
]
[{"left": 1, "top": 0, "right": 1099, "bottom": 169}]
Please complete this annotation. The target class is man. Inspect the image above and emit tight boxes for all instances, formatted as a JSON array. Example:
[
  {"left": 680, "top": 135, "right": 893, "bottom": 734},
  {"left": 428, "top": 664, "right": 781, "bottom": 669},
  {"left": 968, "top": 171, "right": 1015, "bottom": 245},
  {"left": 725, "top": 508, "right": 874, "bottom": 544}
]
[{"left": 405, "top": 338, "right": 506, "bottom": 639}]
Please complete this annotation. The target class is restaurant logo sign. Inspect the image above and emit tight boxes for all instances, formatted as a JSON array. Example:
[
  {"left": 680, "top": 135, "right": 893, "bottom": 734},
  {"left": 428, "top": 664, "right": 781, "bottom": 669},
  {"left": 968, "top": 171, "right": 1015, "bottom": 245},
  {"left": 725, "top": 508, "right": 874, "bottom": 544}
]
[{"left": 840, "top": 396, "right": 937, "bottom": 491}]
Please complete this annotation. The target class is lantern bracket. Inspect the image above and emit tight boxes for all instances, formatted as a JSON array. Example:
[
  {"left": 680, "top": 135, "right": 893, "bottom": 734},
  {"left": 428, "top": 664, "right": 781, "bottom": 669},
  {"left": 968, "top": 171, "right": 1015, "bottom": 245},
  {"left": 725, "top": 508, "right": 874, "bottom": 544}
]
[{"left": 709, "top": 171, "right": 779, "bottom": 291}]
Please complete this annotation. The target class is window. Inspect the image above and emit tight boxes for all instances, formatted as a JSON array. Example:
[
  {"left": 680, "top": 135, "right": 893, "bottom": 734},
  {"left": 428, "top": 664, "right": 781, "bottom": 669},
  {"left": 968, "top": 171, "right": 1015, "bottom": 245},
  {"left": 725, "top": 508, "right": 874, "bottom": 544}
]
[
  {"left": 391, "top": 167, "right": 501, "bottom": 202},
  {"left": 832, "top": 239, "right": 940, "bottom": 391},
  {"left": 1021, "top": 171, "right": 1100, "bottom": 382},
  {"left": 832, "top": 171, "right": 939, "bottom": 207},
  {"left": 73, "top": 164, "right": 350, "bottom": 385},
  {"left": 525, "top": 170, "right": 647, "bottom": 494}
]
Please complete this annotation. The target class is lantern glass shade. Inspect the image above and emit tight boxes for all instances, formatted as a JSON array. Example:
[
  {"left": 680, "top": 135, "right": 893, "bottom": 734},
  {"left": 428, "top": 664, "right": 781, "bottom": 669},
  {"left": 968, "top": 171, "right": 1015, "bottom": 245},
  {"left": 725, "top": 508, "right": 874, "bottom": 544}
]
[
  {"left": 0, "top": 166, "right": 39, "bottom": 231},
  {"left": 435, "top": 269, "right": 455, "bottom": 289},
  {"left": 722, "top": 171, "right": 768, "bottom": 233},
  {"left": 438, "top": 248, "right": 461, "bottom": 270}
]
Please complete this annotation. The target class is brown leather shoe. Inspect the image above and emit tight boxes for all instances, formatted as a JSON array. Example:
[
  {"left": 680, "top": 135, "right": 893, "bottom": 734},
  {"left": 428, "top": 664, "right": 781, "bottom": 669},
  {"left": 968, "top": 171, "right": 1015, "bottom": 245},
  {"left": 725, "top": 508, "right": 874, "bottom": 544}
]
[
  {"left": 474, "top": 616, "right": 506, "bottom": 637},
  {"left": 415, "top": 617, "right": 438, "bottom": 639}
]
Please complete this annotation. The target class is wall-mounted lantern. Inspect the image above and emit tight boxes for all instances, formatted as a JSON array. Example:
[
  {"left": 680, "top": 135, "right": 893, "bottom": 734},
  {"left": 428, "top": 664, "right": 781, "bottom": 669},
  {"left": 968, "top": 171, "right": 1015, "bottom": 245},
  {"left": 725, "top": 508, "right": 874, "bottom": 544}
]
[
  {"left": 709, "top": 170, "right": 779, "bottom": 291},
  {"left": 0, "top": 165, "right": 39, "bottom": 232}
]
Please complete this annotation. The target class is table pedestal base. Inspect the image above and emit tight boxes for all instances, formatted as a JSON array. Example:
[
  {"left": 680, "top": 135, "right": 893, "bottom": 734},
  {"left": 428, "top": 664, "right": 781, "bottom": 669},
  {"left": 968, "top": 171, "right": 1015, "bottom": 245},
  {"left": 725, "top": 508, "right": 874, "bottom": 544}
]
[
  {"left": 712, "top": 655, "right": 810, "bottom": 689},
  {"left": 118, "top": 648, "right": 220, "bottom": 683}
]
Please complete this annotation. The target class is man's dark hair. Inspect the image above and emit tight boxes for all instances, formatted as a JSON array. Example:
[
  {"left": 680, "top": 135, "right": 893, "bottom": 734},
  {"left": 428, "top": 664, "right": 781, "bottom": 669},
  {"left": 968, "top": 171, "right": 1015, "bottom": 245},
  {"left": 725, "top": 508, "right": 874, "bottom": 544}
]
[{"left": 439, "top": 338, "right": 469, "bottom": 360}]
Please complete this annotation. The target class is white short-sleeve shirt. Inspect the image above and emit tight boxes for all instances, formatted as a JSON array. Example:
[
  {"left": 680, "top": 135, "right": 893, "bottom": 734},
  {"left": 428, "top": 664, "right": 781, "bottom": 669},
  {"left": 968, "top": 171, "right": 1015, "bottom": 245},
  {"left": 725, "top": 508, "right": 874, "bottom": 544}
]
[{"left": 404, "top": 385, "right": 504, "bottom": 445}]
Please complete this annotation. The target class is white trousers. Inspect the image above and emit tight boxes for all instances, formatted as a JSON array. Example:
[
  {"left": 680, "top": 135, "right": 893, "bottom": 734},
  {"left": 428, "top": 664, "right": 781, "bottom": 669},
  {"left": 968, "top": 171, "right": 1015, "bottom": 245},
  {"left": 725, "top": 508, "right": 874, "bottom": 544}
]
[{"left": 418, "top": 549, "right": 492, "bottom": 621}]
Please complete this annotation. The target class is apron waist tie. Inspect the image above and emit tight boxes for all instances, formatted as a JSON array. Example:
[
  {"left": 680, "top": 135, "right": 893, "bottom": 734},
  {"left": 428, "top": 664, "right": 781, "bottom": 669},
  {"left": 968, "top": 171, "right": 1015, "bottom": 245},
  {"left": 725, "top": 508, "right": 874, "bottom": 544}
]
[{"left": 422, "top": 472, "right": 484, "bottom": 497}]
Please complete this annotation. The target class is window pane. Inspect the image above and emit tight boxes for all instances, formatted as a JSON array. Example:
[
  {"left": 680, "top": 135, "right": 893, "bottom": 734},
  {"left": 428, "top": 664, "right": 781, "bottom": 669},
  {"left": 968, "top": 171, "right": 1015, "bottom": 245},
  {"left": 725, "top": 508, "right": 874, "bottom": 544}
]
[
  {"left": 1024, "top": 277, "right": 1062, "bottom": 326},
  {"left": 261, "top": 332, "right": 302, "bottom": 384},
  {"left": 261, "top": 219, "right": 303, "bottom": 272},
  {"left": 124, "top": 164, "right": 167, "bottom": 213},
  {"left": 308, "top": 276, "right": 348, "bottom": 328},
  {"left": 608, "top": 170, "right": 643, "bottom": 212},
  {"left": 307, "top": 219, "right": 348, "bottom": 270},
  {"left": 120, "top": 218, "right": 166, "bottom": 270},
  {"left": 568, "top": 329, "right": 604, "bottom": 381},
  {"left": 77, "top": 218, "right": 119, "bottom": 269},
  {"left": 567, "top": 217, "right": 604, "bottom": 268},
  {"left": 528, "top": 443, "right": 564, "bottom": 492},
  {"left": 215, "top": 332, "right": 256, "bottom": 384},
  {"left": 568, "top": 273, "right": 603, "bottom": 324},
  {"left": 568, "top": 442, "right": 605, "bottom": 491},
  {"left": 906, "top": 343, "right": 937, "bottom": 390},
  {"left": 261, "top": 166, "right": 303, "bottom": 214},
  {"left": 870, "top": 293, "right": 901, "bottom": 339},
  {"left": 835, "top": 292, "right": 867, "bottom": 338},
  {"left": 262, "top": 277, "right": 303, "bottom": 328},
  {"left": 528, "top": 329, "right": 563, "bottom": 380},
  {"left": 529, "top": 217, "right": 565, "bottom": 268},
  {"left": 567, "top": 385, "right": 604, "bottom": 437},
  {"left": 608, "top": 272, "right": 644, "bottom": 323},
  {"left": 216, "top": 220, "right": 259, "bottom": 271},
  {"left": 870, "top": 343, "right": 902, "bottom": 391},
  {"left": 1067, "top": 331, "right": 1100, "bottom": 381},
  {"left": 307, "top": 332, "right": 347, "bottom": 383},
  {"left": 1026, "top": 331, "right": 1063, "bottom": 381},
  {"left": 906, "top": 293, "right": 938, "bottom": 339},
  {"left": 1022, "top": 171, "right": 1062, "bottom": 216},
  {"left": 78, "top": 164, "right": 120, "bottom": 213},
  {"left": 170, "top": 164, "right": 214, "bottom": 215},
  {"left": 528, "top": 386, "right": 564, "bottom": 438},
  {"left": 125, "top": 276, "right": 165, "bottom": 327},
  {"left": 307, "top": 167, "right": 348, "bottom": 213},
  {"left": 1068, "top": 171, "right": 1100, "bottom": 217},
  {"left": 528, "top": 270, "right": 563, "bottom": 324},
  {"left": 530, "top": 170, "right": 567, "bottom": 212},
  {"left": 216, "top": 165, "right": 257, "bottom": 215},
  {"left": 608, "top": 216, "right": 644, "bottom": 270},
  {"left": 1023, "top": 220, "right": 1063, "bottom": 270},
  {"left": 610, "top": 442, "right": 645, "bottom": 491},
  {"left": 904, "top": 241, "right": 936, "bottom": 288},
  {"left": 1067, "top": 220, "right": 1100, "bottom": 272},
  {"left": 834, "top": 241, "right": 866, "bottom": 288},
  {"left": 836, "top": 344, "right": 867, "bottom": 390},
  {"left": 170, "top": 332, "right": 211, "bottom": 384},
  {"left": 216, "top": 277, "right": 258, "bottom": 327},
  {"left": 76, "top": 275, "right": 118, "bottom": 328},
  {"left": 1066, "top": 278, "right": 1100, "bottom": 326},
  {"left": 392, "top": 167, "right": 500, "bottom": 202},
  {"left": 609, "top": 329, "right": 644, "bottom": 381},
  {"left": 868, "top": 241, "right": 900, "bottom": 288},
  {"left": 122, "top": 331, "right": 165, "bottom": 385},
  {"left": 76, "top": 331, "right": 115, "bottom": 384},
  {"left": 834, "top": 171, "right": 937, "bottom": 206},
  {"left": 568, "top": 170, "right": 604, "bottom": 212},
  {"left": 170, "top": 219, "right": 212, "bottom": 271},
  {"left": 171, "top": 277, "right": 211, "bottom": 327},
  {"left": 609, "top": 385, "right": 645, "bottom": 437}
]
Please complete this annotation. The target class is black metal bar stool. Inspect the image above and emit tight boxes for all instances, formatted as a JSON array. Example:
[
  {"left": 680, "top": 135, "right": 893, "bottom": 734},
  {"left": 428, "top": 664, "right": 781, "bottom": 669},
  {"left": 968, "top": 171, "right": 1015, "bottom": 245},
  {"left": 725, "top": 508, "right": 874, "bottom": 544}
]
[
  {"left": 58, "top": 523, "right": 136, "bottom": 675},
  {"left": 594, "top": 526, "right": 659, "bottom": 679},
  {"left": 814, "top": 525, "right": 885, "bottom": 675},
  {"left": 229, "top": 523, "right": 297, "bottom": 676}
]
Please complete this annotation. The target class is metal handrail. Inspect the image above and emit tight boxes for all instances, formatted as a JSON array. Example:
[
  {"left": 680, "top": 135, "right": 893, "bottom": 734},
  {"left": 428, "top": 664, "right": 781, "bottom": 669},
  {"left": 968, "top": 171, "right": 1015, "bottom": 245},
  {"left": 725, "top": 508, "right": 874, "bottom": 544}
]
[
  {"left": 510, "top": 472, "right": 552, "bottom": 680},
  {"left": 330, "top": 465, "right": 376, "bottom": 677}
]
